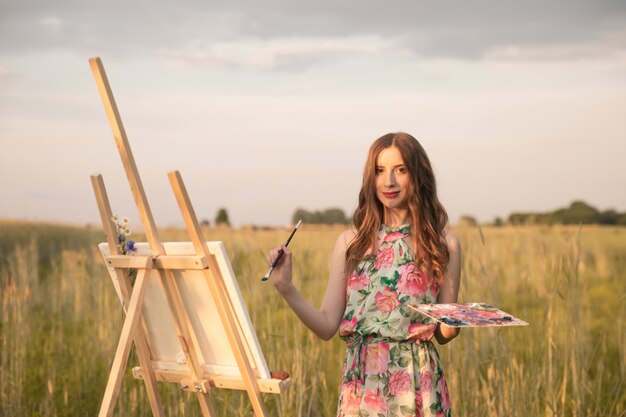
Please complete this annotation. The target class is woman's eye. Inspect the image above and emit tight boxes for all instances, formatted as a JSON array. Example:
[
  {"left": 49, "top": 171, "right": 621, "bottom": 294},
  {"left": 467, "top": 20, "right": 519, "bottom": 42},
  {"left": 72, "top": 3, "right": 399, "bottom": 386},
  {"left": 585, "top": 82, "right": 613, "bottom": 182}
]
[
  {"left": 396, "top": 167, "right": 406, "bottom": 174},
  {"left": 375, "top": 168, "right": 383, "bottom": 174}
]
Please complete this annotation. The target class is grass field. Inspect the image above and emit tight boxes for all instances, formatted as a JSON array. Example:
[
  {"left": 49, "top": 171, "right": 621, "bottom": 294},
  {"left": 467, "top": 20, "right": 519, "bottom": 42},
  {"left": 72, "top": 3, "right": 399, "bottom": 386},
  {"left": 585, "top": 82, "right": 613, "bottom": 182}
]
[{"left": 1, "top": 220, "right": 624, "bottom": 416}]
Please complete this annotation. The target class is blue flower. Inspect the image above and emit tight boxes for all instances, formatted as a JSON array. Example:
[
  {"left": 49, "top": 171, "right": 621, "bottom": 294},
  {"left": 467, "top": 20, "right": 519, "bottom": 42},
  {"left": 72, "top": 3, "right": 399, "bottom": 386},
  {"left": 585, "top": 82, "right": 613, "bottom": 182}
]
[{"left": 125, "top": 240, "right": 137, "bottom": 253}]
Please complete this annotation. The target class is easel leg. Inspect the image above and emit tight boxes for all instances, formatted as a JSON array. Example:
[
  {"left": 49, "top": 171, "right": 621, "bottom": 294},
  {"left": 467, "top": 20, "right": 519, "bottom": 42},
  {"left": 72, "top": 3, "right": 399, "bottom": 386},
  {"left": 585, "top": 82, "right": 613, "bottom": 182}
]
[
  {"left": 197, "top": 392, "right": 218, "bottom": 417},
  {"left": 168, "top": 170, "right": 270, "bottom": 417},
  {"left": 98, "top": 269, "right": 151, "bottom": 417},
  {"left": 91, "top": 174, "right": 165, "bottom": 417},
  {"left": 134, "top": 326, "right": 165, "bottom": 416}
]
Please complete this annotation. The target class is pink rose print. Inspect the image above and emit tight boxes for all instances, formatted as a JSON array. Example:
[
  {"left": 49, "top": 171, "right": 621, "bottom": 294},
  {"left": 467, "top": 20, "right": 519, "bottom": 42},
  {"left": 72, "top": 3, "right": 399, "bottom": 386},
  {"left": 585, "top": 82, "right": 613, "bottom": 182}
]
[
  {"left": 340, "top": 380, "right": 361, "bottom": 414},
  {"left": 375, "top": 247, "right": 394, "bottom": 270},
  {"left": 365, "top": 342, "right": 390, "bottom": 375},
  {"left": 339, "top": 317, "right": 358, "bottom": 336},
  {"left": 420, "top": 369, "right": 432, "bottom": 393},
  {"left": 437, "top": 376, "right": 451, "bottom": 410},
  {"left": 397, "top": 262, "right": 429, "bottom": 297},
  {"left": 383, "top": 231, "right": 404, "bottom": 243},
  {"left": 408, "top": 322, "right": 436, "bottom": 342},
  {"left": 374, "top": 287, "right": 400, "bottom": 313},
  {"left": 347, "top": 272, "right": 368, "bottom": 291},
  {"left": 363, "top": 389, "right": 387, "bottom": 413},
  {"left": 388, "top": 370, "right": 412, "bottom": 396}
]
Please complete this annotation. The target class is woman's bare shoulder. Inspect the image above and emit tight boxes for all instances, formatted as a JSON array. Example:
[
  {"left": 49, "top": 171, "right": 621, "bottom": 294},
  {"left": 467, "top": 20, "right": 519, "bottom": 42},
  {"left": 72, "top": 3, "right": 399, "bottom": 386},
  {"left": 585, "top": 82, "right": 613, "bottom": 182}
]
[
  {"left": 336, "top": 227, "right": 357, "bottom": 251},
  {"left": 444, "top": 230, "right": 461, "bottom": 254}
]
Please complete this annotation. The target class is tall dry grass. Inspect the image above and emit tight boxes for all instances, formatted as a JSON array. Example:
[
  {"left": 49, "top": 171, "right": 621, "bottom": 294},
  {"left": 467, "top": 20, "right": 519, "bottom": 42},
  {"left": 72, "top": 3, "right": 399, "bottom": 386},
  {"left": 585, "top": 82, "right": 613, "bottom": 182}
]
[
  {"left": 0, "top": 221, "right": 624, "bottom": 416},
  {"left": 446, "top": 225, "right": 625, "bottom": 417}
]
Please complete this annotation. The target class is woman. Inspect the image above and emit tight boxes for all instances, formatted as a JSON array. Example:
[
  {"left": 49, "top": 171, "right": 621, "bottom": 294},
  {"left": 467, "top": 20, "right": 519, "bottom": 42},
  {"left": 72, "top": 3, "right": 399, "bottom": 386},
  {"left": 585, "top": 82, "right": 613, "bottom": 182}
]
[{"left": 268, "top": 132, "right": 462, "bottom": 417}]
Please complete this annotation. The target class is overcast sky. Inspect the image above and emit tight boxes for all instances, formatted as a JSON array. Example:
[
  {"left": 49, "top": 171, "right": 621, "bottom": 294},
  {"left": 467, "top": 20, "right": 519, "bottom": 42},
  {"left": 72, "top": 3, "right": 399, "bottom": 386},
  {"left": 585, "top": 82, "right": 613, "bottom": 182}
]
[{"left": 1, "top": 1, "right": 625, "bottom": 227}]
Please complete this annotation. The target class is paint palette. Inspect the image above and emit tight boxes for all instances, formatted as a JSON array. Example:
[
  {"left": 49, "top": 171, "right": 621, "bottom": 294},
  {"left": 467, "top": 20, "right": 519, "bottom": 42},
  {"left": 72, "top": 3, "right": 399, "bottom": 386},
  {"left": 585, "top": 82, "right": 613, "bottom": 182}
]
[{"left": 409, "top": 303, "right": 529, "bottom": 327}]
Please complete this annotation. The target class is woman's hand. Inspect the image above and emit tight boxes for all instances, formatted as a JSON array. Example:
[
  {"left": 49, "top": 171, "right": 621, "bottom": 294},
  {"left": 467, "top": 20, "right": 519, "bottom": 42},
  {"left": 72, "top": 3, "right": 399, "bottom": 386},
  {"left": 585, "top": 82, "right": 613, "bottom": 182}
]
[
  {"left": 268, "top": 244, "right": 293, "bottom": 294},
  {"left": 407, "top": 322, "right": 437, "bottom": 344}
]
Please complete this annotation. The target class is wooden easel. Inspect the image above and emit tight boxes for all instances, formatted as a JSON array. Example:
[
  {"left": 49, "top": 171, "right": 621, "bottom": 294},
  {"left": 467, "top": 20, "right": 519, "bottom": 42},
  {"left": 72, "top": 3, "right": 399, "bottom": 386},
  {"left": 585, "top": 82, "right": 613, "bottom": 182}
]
[{"left": 89, "top": 57, "right": 288, "bottom": 417}]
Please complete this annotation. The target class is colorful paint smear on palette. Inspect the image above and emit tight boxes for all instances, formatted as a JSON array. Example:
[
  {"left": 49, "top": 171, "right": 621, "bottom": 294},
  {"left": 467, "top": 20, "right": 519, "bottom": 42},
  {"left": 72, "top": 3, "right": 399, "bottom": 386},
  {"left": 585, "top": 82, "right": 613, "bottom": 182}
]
[{"left": 409, "top": 303, "right": 529, "bottom": 327}]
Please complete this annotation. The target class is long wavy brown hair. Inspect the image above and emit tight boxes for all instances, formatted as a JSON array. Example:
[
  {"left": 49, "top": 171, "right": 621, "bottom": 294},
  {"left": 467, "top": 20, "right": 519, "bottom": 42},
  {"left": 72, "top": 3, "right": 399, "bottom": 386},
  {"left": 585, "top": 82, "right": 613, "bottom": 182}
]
[{"left": 345, "top": 132, "right": 450, "bottom": 284}]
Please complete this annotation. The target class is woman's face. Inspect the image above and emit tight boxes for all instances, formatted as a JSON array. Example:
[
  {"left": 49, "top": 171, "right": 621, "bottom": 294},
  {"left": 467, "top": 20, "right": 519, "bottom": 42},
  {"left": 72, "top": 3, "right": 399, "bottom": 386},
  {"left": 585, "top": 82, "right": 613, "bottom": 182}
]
[{"left": 375, "top": 146, "right": 410, "bottom": 213}]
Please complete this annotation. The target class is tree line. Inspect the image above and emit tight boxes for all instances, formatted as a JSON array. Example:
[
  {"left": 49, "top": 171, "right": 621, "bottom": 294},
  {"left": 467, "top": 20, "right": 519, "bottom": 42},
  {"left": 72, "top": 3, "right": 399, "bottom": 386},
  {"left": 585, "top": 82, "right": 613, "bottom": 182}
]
[
  {"left": 506, "top": 201, "right": 626, "bottom": 226},
  {"left": 291, "top": 207, "right": 351, "bottom": 225},
  {"left": 203, "top": 201, "right": 625, "bottom": 228},
  {"left": 200, "top": 207, "right": 352, "bottom": 228}
]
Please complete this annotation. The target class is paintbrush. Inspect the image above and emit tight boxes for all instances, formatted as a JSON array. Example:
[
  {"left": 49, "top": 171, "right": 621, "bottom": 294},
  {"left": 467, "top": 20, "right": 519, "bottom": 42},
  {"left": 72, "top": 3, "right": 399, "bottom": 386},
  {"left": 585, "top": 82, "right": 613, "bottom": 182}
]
[{"left": 261, "top": 220, "right": 302, "bottom": 281}]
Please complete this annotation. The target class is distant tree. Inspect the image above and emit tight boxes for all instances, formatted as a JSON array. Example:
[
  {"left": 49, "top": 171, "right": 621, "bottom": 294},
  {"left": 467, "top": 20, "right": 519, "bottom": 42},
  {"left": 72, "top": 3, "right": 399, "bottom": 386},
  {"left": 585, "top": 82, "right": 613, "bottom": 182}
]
[
  {"left": 200, "top": 218, "right": 210, "bottom": 227},
  {"left": 508, "top": 213, "right": 528, "bottom": 225},
  {"left": 508, "top": 214, "right": 518, "bottom": 225},
  {"left": 292, "top": 207, "right": 349, "bottom": 225},
  {"left": 321, "top": 208, "right": 348, "bottom": 224},
  {"left": 215, "top": 208, "right": 231, "bottom": 227},
  {"left": 535, "top": 212, "right": 556, "bottom": 225},
  {"left": 553, "top": 201, "right": 599, "bottom": 224},
  {"left": 458, "top": 215, "right": 478, "bottom": 226},
  {"left": 292, "top": 208, "right": 312, "bottom": 225},
  {"left": 598, "top": 209, "right": 618, "bottom": 225},
  {"left": 493, "top": 217, "right": 504, "bottom": 227}
]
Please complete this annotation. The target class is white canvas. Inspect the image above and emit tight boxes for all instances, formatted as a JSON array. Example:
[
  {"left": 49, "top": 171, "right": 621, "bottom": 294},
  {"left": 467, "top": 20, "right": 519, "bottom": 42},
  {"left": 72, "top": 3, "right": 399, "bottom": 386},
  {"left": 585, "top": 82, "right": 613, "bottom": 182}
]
[{"left": 98, "top": 241, "right": 271, "bottom": 380}]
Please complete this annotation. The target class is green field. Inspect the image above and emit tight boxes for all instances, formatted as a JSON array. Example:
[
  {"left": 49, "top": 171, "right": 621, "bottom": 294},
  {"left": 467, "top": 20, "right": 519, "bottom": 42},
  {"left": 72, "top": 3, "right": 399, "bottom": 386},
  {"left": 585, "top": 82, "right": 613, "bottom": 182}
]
[{"left": 1, "top": 221, "right": 624, "bottom": 417}]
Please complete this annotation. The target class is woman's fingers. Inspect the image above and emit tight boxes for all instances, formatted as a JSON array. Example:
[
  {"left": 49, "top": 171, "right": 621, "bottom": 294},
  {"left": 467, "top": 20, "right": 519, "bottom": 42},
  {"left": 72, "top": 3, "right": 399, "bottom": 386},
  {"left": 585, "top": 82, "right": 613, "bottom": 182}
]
[
  {"left": 277, "top": 246, "right": 291, "bottom": 265},
  {"left": 267, "top": 245, "right": 290, "bottom": 266},
  {"left": 267, "top": 247, "right": 279, "bottom": 264}
]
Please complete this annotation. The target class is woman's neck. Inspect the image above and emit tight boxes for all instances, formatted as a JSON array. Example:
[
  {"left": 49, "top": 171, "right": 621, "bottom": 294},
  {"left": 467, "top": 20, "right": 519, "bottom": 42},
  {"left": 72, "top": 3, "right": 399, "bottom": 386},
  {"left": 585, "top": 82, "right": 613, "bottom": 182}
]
[{"left": 383, "top": 209, "right": 410, "bottom": 227}]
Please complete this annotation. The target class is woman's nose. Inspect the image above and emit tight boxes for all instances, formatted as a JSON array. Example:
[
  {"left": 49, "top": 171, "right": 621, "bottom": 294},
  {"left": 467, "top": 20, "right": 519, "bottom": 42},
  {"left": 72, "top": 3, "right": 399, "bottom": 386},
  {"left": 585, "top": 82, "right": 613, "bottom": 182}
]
[{"left": 385, "top": 172, "right": 396, "bottom": 187}]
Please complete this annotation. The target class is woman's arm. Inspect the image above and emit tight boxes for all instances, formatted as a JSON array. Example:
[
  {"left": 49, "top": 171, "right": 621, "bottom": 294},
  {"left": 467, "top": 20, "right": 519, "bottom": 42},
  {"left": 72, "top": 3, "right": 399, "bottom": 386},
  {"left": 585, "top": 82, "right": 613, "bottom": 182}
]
[
  {"left": 434, "top": 232, "right": 462, "bottom": 345},
  {"left": 269, "top": 230, "right": 353, "bottom": 340}
]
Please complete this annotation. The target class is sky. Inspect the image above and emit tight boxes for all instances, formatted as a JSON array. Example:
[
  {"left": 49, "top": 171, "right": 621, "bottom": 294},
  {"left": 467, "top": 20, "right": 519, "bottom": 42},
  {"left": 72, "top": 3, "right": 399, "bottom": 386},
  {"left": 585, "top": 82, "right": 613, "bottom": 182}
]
[{"left": 1, "top": 1, "right": 625, "bottom": 228}]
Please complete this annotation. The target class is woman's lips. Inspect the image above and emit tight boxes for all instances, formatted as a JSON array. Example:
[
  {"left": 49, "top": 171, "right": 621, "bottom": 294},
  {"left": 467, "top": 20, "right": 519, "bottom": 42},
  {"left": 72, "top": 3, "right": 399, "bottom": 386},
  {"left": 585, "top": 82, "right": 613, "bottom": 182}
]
[{"left": 382, "top": 191, "right": 399, "bottom": 199}]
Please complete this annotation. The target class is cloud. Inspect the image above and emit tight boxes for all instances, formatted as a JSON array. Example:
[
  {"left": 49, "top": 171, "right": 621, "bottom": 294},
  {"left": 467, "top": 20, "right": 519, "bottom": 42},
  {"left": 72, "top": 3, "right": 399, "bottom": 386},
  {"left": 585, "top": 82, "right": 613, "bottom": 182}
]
[
  {"left": 39, "top": 15, "right": 63, "bottom": 30},
  {"left": 484, "top": 31, "right": 626, "bottom": 62},
  {"left": 0, "top": 1, "right": 625, "bottom": 66},
  {"left": 157, "top": 35, "right": 388, "bottom": 71},
  {"left": 215, "top": 1, "right": 626, "bottom": 61}
]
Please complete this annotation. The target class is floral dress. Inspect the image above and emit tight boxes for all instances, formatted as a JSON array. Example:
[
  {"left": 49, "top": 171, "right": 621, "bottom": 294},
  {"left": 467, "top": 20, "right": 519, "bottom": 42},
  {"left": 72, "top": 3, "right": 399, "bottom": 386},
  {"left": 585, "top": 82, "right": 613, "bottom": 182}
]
[{"left": 337, "top": 224, "right": 451, "bottom": 417}]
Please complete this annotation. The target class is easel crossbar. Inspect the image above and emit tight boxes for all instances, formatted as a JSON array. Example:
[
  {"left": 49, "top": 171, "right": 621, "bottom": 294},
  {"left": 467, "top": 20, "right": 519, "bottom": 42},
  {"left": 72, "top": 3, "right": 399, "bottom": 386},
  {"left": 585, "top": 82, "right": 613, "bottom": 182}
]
[
  {"left": 105, "top": 255, "right": 209, "bottom": 270},
  {"left": 132, "top": 367, "right": 291, "bottom": 394}
]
